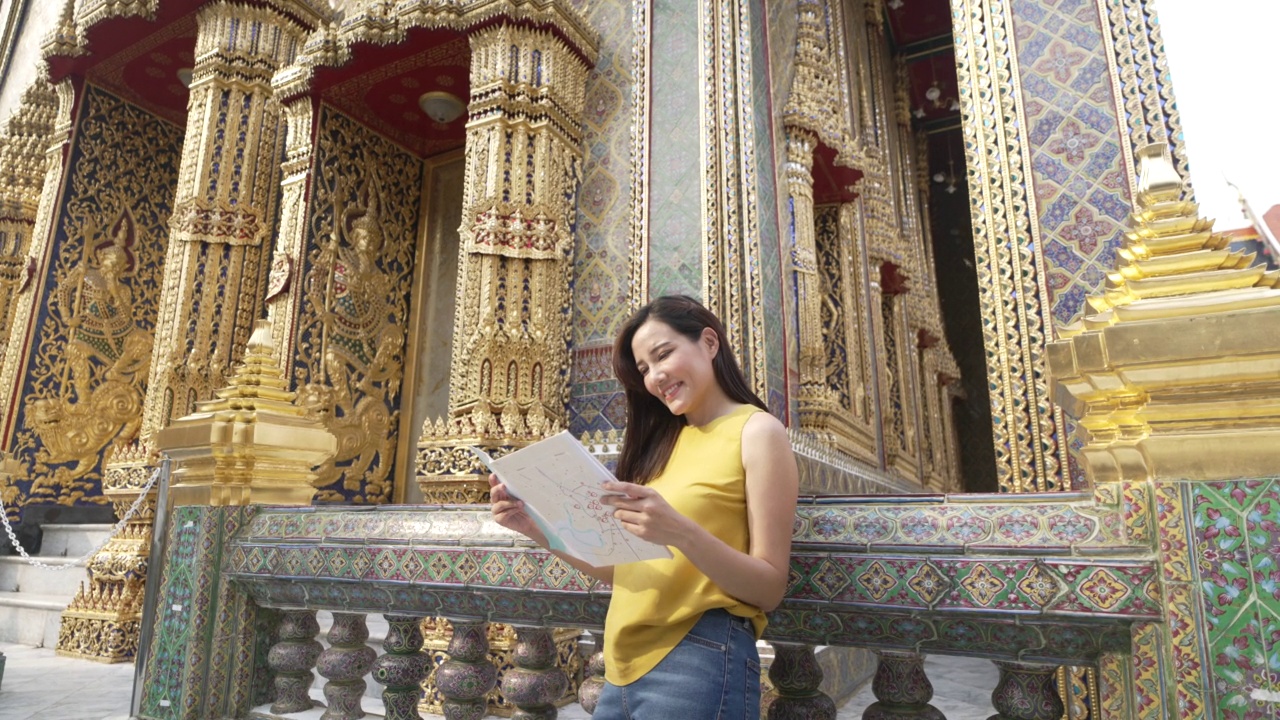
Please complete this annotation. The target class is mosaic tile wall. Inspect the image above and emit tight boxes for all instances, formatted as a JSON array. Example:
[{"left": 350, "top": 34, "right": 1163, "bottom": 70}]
[
  {"left": 646, "top": 0, "right": 704, "bottom": 299},
  {"left": 748, "top": 0, "right": 791, "bottom": 419},
  {"left": 139, "top": 505, "right": 262, "bottom": 720},
  {"left": 1187, "top": 477, "right": 1280, "bottom": 718},
  {"left": 3, "top": 85, "right": 181, "bottom": 519},
  {"left": 566, "top": 0, "right": 633, "bottom": 436},
  {"left": 1010, "top": 0, "right": 1133, "bottom": 332}
]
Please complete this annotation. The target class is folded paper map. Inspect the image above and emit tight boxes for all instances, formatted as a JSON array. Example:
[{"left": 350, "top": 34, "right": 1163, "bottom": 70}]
[{"left": 472, "top": 432, "right": 673, "bottom": 567}]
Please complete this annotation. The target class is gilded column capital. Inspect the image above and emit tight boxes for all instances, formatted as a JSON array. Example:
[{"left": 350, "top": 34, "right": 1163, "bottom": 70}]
[
  {"left": 168, "top": 2, "right": 306, "bottom": 247},
  {"left": 785, "top": 0, "right": 854, "bottom": 159},
  {"left": 277, "top": 0, "right": 599, "bottom": 102},
  {"left": 1048, "top": 145, "right": 1280, "bottom": 484}
]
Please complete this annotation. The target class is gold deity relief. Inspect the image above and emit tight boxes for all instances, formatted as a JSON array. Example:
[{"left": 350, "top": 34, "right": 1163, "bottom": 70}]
[
  {"left": 295, "top": 109, "right": 420, "bottom": 504},
  {"left": 4, "top": 86, "right": 181, "bottom": 513},
  {"left": 32, "top": 212, "right": 152, "bottom": 490}
]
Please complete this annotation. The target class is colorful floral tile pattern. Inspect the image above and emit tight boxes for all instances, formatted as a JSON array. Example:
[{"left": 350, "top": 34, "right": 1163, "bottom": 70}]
[
  {"left": 792, "top": 493, "right": 1125, "bottom": 549},
  {"left": 1190, "top": 478, "right": 1280, "bottom": 718},
  {"left": 565, "top": 0, "right": 633, "bottom": 434},
  {"left": 140, "top": 505, "right": 260, "bottom": 720},
  {"left": 1011, "top": 0, "right": 1133, "bottom": 331}
]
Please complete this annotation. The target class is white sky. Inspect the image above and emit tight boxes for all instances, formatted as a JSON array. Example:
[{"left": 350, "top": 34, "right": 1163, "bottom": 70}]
[{"left": 1156, "top": 0, "right": 1280, "bottom": 227}]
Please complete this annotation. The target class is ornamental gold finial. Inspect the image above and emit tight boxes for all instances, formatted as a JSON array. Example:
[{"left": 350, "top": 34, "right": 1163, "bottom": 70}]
[
  {"left": 154, "top": 317, "right": 336, "bottom": 506},
  {"left": 1048, "top": 144, "right": 1280, "bottom": 484},
  {"left": 1062, "top": 144, "right": 1280, "bottom": 333}
]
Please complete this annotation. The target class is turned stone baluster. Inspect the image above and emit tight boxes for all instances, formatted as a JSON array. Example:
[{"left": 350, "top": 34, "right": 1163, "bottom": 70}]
[
  {"left": 863, "top": 650, "right": 944, "bottom": 720},
  {"left": 317, "top": 613, "right": 377, "bottom": 720},
  {"left": 988, "top": 662, "right": 1063, "bottom": 720},
  {"left": 502, "top": 626, "right": 570, "bottom": 719},
  {"left": 434, "top": 620, "right": 498, "bottom": 720},
  {"left": 269, "top": 610, "right": 323, "bottom": 714},
  {"left": 765, "top": 642, "right": 837, "bottom": 720},
  {"left": 577, "top": 633, "right": 605, "bottom": 714},
  {"left": 372, "top": 615, "right": 431, "bottom": 720}
]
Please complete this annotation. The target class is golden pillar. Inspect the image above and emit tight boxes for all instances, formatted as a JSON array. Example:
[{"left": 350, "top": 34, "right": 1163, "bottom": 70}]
[
  {"left": 785, "top": 130, "right": 825, "bottom": 408},
  {"left": 417, "top": 21, "right": 592, "bottom": 501},
  {"left": 59, "top": 1, "right": 307, "bottom": 662},
  {"left": 0, "top": 81, "right": 57, "bottom": 375}
]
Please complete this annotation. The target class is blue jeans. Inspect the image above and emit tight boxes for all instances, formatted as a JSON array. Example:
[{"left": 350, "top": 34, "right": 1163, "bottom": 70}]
[{"left": 593, "top": 609, "right": 761, "bottom": 720}]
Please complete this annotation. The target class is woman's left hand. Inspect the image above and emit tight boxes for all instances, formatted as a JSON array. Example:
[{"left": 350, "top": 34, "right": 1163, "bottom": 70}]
[{"left": 601, "top": 481, "right": 693, "bottom": 548}]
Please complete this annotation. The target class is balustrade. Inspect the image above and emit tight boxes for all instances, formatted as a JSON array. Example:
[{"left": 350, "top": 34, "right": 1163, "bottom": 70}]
[
  {"left": 317, "top": 613, "right": 376, "bottom": 720},
  {"left": 373, "top": 615, "right": 433, "bottom": 720},
  {"left": 269, "top": 610, "right": 322, "bottom": 714},
  {"left": 140, "top": 491, "right": 1164, "bottom": 720}
]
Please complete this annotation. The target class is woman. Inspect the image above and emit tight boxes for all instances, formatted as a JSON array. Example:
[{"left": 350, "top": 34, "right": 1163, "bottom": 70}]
[{"left": 490, "top": 295, "right": 799, "bottom": 719}]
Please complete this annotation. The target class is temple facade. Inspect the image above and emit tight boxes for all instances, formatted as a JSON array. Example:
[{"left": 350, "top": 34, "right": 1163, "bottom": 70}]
[{"left": 0, "top": 1, "right": 1274, "bottom": 719}]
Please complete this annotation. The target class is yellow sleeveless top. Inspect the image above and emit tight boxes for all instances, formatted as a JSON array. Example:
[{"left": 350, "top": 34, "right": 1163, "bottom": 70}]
[{"left": 604, "top": 403, "right": 767, "bottom": 685}]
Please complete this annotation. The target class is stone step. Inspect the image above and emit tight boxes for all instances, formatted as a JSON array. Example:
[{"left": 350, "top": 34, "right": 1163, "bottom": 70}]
[
  {"left": 0, "top": 591, "right": 68, "bottom": 648},
  {"left": 0, "top": 555, "right": 89, "bottom": 597},
  {"left": 38, "top": 523, "right": 114, "bottom": 559}
]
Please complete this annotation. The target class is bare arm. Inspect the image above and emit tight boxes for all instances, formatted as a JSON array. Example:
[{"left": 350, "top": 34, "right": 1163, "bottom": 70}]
[{"left": 604, "top": 412, "right": 799, "bottom": 611}]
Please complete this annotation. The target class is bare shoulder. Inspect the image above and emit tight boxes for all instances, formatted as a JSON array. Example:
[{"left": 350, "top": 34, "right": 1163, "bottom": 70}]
[
  {"left": 741, "top": 411, "right": 794, "bottom": 463},
  {"left": 742, "top": 409, "right": 787, "bottom": 442}
]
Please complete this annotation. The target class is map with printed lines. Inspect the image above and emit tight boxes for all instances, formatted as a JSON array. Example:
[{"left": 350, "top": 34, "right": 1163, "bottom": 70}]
[{"left": 474, "top": 432, "right": 672, "bottom": 567}]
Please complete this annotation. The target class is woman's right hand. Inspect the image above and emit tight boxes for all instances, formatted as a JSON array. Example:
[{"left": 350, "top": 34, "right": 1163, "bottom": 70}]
[{"left": 489, "top": 474, "right": 546, "bottom": 545}]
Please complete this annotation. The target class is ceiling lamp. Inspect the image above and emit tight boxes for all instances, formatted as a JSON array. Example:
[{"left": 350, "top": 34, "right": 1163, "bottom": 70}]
[
  {"left": 177, "top": 67, "right": 193, "bottom": 88},
  {"left": 888, "top": 0, "right": 904, "bottom": 9},
  {"left": 418, "top": 91, "right": 465, "bottom": 124}
]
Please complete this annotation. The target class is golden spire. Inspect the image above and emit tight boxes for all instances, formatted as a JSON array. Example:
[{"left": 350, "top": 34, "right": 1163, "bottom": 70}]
[
  {"left": 154, "top": 319, "right": 335, "bottom": 506},
  {"left": 1065, "top": 145, "right": 1280, "bottom": 334},
  {"left": 1048, "top": 144, "right": 1280, "bottom": 484}
]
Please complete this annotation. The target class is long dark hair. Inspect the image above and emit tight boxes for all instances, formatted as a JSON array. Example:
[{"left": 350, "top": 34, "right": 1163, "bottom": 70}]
[{"left": 612, "top": 295, "right": 767, "bottom": 484}]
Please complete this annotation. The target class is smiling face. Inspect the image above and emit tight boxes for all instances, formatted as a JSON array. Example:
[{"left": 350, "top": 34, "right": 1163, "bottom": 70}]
[{"left": 630, "top": 318, "right": 722, "bottom": 419}]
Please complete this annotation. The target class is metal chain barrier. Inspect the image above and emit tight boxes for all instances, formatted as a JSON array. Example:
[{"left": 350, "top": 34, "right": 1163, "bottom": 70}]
[{"left": 0, "top": 465, "right": 163, "bottom": 571}]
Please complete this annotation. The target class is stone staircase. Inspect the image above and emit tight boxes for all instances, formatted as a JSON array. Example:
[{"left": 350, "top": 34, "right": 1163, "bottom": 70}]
[{"left": 0, "top": 524, "right": 112, "bottom": 648}]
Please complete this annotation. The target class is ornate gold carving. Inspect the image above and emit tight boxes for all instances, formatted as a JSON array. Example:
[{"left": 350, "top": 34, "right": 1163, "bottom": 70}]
[
  {"left": 274, "top": 0, "right": 598, "bottom": 102},
  {"left": 299, "top": 184, "right": 402, "bottom": 496},
  {"left": 786, "top": 131, "right": 823, "bottom": 393},
  {"left": 56, "top": 441, "right": 154, "bottom": 663},
  {"left": 801, "top": 203, "right": 877, "bottom": 466},
  {"left": 785, "top": 0, "right": 855, "bottom": 161},
  {"left": 288, "top": 109, "right": 419, "bottom": 503},
  {"left": 1047, "top": 146, "right": 1280, "bottom": 484},
  {"left": 154, "top": 318, "right": 336, "bottom": 507},
  {"left": 952, "top": 0, "right": 1064, "bottom": 492},
  {"left": 417, "top": 19, "right": 593, "bottom": 497},
  {"left": 16, "top": 83, "right": 179, "bottom": 662},
  {"left": 629, "top": 0, "right": 651, "bottom": 309},
  {"left": 1101, "top": 0, "right": 1193, "bottom": 199},
  {"left": 0, "top": 79, "right": 58, "bottom": 375},
  {"left": 32, "top": 213, "right": 153, "bottom": 484}
]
